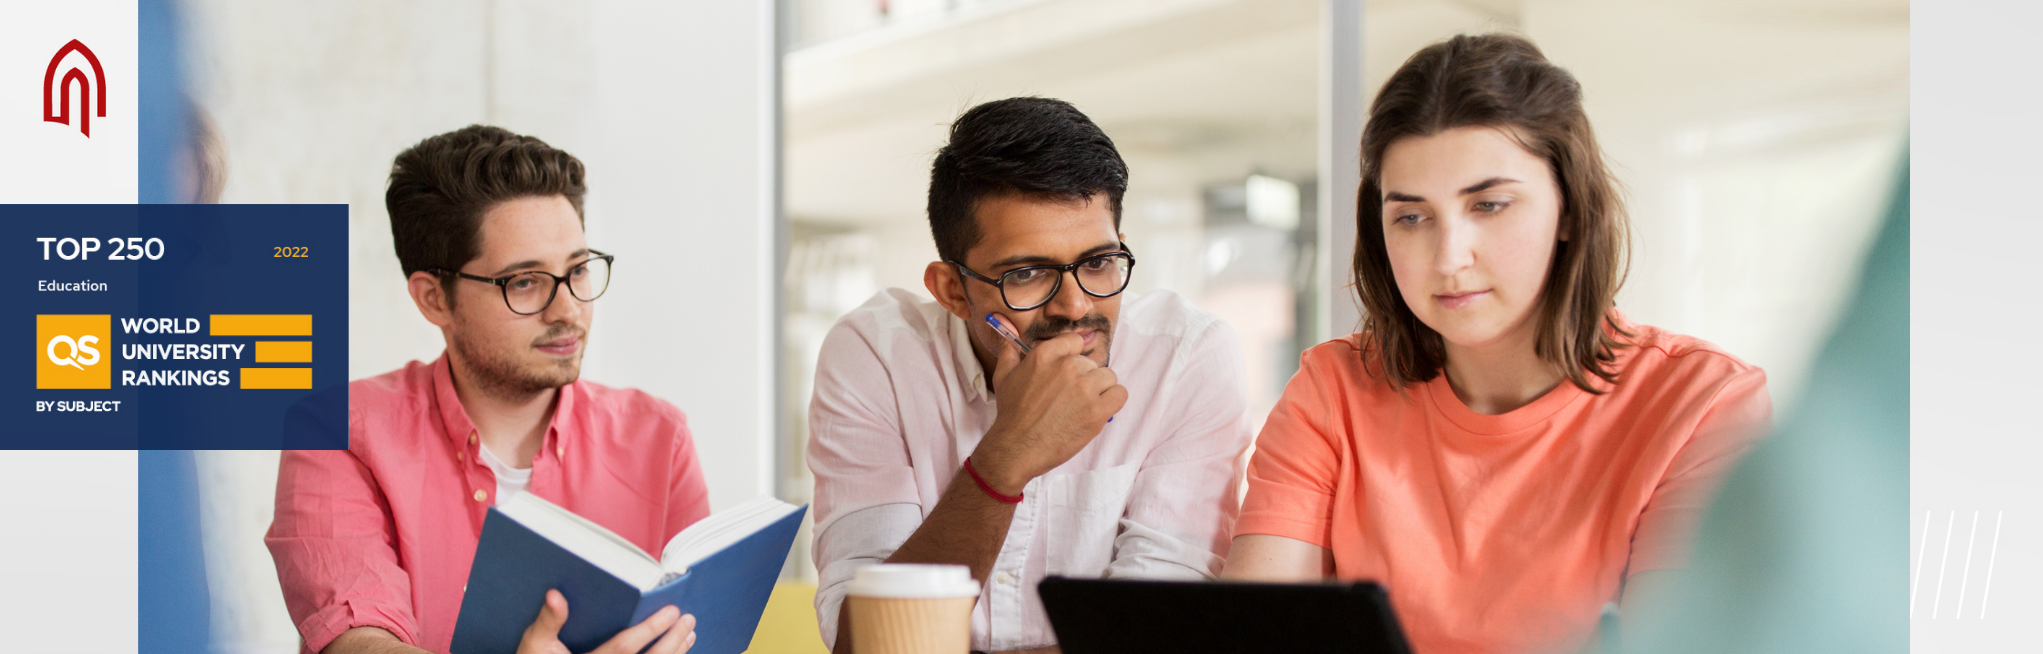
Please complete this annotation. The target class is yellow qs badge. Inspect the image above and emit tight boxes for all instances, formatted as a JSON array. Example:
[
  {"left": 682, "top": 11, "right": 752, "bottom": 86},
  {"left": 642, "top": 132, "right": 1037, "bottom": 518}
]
[{"left": 36, "top": 315, "right": 111, "bottom": 389}]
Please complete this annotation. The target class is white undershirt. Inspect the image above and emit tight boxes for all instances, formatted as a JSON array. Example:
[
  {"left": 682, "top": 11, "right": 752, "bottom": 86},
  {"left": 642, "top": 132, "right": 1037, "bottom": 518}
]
[{"left": 477, "top": 443, "right": 533, "bottom": 504}]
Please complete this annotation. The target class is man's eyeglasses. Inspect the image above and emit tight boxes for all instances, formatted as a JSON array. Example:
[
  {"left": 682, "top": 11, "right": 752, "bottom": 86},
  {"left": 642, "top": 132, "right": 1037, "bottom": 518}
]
[
  {"left": 430, "top": 251, "right": 615, "bottom": 315},
  {"left": 949, "top": 244, "right": 1136, "bottom": 312}
]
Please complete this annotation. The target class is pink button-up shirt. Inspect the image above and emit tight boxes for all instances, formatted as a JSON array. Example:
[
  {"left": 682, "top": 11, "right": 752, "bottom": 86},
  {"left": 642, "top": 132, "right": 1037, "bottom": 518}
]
[
  {"left": 808, "top": 289, "right": 1254, "bottom": 652},
  {"left": 267, "top": 353, "right": 711, "bottom": 654}
]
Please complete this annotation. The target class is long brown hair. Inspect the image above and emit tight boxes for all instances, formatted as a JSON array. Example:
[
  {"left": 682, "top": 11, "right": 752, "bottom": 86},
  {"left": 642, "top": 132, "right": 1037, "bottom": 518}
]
[{"left": 1353, "top": 33, "right": 1630, "bottom": 393}]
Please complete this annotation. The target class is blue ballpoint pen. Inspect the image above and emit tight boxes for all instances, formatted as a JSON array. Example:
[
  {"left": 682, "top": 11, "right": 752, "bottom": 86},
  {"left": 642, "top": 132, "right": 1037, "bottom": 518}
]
[{"left": 985, "top": 313, "right": 1032, "bottom": 356}]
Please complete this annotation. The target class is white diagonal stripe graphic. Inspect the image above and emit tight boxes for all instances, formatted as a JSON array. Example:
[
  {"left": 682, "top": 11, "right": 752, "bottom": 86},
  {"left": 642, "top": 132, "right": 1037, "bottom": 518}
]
[
  {"left": 1980, "top": 511, "right": 2004, "bottom": 620},
  {"left": 1933, "top": 510, "right": 1955, "bottom": 618},
  {"left": 1957, "top": 510, "right": 1979, "bottom": 618}
]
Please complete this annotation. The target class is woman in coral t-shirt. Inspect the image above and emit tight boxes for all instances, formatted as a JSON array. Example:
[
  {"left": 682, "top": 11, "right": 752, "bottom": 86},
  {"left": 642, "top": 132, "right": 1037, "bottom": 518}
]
[{"left": 1222, "top": 33, "right": 1772, "bottom": 654}]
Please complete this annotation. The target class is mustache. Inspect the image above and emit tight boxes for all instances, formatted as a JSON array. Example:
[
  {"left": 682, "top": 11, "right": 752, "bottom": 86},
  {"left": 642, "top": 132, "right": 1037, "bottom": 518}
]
[
  {"left": 530, "top": 324, "right": 586, "bottom": 347},
  {"left": 1023, "top": 313, "right": 1111, "bottom": 343}
]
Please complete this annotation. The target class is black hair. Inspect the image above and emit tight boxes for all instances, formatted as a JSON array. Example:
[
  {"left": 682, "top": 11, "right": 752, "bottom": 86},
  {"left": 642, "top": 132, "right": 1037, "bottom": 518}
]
[{"left": 926, "top": 97, "right": 1127, "bottom": 263}]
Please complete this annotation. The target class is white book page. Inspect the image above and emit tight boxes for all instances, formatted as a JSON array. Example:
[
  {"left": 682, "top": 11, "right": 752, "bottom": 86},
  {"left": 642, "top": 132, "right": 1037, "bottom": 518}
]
[
  {"left": 657, "top": 497, "right": 800, "bottom": 577},
  {"left": 498, "top": 492, "right": 666, "bottom": 590}
]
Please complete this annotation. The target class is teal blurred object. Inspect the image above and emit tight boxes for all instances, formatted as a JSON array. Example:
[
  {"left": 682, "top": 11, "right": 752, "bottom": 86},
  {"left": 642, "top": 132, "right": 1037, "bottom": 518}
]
[{"left": 1620, "top": 148, "right": 1909, "bottom": 653}]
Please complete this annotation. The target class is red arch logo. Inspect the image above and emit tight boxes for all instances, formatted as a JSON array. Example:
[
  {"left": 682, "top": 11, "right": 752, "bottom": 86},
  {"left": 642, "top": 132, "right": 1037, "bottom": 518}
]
[{"left": 43, "top": 40, "right": 107, "bottom": 138}]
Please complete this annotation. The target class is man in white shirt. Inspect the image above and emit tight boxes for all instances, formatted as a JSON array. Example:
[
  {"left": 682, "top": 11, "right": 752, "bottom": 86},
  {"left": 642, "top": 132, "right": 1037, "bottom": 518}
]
[{"left": 807, "top": 97, "right": 1254, "bottom": 653}]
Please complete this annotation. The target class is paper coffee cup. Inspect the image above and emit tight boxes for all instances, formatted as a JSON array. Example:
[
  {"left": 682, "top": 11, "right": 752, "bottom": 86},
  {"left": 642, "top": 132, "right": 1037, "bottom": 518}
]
[{"left": 846, "top": 564, "right": 980, "bottom": 654}]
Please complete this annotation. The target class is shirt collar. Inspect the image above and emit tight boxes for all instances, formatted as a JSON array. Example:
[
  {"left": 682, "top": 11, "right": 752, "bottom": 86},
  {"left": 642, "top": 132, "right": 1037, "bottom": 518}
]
[
  {"left": 430, "top": 350, "right": 579, "bottom": 450},
  {"left": 948, "top": 312, "right": 991, "bottom": 404}
]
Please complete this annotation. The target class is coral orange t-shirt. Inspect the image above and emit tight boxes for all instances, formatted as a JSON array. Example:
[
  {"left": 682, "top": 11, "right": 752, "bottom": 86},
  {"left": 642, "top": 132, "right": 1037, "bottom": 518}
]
[{"left": 1236, "top": 319, "right": 1771, "bottom": 654}]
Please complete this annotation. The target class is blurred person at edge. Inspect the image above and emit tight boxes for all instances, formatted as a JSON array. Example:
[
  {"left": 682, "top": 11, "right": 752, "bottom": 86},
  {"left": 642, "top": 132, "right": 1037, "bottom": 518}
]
[
  {"left": 1620, "top": 158, "right": 1909, "bottom": 654},
  {"left": 177, "top": 98, "right": 225, "bottom": 204},
  {"left": 1221, "top": 34, "right": 1773, "bottom": 654},
  {"left": 808, "top": 97, "right": 1255, "bottom": 654},
  {"left": 266, "top": 126, "right": 708, "bottom": 654}
]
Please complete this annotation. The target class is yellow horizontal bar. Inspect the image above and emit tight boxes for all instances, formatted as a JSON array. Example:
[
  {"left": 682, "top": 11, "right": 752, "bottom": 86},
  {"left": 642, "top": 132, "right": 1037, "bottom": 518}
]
[
  {"left": 254, "top": 341, "right": 313, "bottom": 363},
  {"left": 212, "top": 314, "right": 312, "bottom": 336},
  {"left": 241, "top": 367, "right": 312, "bottom": 389}
]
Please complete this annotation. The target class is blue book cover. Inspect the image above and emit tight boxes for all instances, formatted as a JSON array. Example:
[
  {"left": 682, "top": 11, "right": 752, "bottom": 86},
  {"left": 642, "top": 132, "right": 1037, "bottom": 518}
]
[{"left": 450, "top": 496, "right": 808, "bottom": 654}]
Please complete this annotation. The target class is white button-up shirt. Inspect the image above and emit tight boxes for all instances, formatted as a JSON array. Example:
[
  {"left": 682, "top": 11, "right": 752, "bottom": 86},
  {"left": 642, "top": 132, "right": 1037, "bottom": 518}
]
[{"left": 808, "top": 289, "right": 1253, "bottom": 652}]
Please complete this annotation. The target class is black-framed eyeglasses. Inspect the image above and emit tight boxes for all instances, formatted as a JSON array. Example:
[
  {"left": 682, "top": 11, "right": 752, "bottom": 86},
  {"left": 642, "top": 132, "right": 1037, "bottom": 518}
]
[
  {"left": 430, "top": 251, "right": 615, "bottom": 315},
  {"left": 948, "top": 243, "right": 1136, "bottom": 312}
]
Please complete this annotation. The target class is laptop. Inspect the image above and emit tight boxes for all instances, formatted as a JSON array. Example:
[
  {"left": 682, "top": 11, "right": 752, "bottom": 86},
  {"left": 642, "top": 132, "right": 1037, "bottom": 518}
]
[{"left": 1039, "top": 577, "right": 1414, "bottom": 654}]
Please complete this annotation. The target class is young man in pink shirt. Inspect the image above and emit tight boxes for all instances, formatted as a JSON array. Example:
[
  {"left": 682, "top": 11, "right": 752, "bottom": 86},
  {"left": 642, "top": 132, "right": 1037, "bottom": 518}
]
[
  {"left": 268, "top": 126, "right": 708, "bottom": 654},
  {"left": 808, "top": 98, "right": 1255, "bottom": 653}
]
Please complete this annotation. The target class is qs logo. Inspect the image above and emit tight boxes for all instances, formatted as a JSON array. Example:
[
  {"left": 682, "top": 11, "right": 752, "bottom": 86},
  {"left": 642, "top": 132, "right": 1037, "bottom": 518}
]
[{"left": 36, "top": 315, "right": 111, "bottom": 389}]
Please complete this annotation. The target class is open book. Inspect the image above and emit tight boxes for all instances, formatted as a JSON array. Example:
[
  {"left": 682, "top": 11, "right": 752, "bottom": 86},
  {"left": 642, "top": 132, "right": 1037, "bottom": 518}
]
[{"left": 451, "top": 494, "right": 807, "bottom": 654}]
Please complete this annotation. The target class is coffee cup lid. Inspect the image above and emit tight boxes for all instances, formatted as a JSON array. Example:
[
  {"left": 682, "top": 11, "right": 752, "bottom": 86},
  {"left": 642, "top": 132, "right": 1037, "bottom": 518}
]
[{"left": 846, "top": 563, "right": 981, "bottom": 599}]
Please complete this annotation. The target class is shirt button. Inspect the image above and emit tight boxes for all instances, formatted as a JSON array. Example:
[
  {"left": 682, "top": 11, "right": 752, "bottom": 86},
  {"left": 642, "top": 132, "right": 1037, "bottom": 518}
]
[
  {"left": 556, "top": 445, "right": 565, "bottom": 458},
  {"left": 473, "top": 489, "right": 488, "bottom": 503},
  {"left": 456, "top": 451, "right": 465, "bottom": 462},
  {"left": 994, "top": 571, "right": 1013, "bottom": 586},
  {"left": 469, "top": 431, "right": 479, "bottom": 445}
]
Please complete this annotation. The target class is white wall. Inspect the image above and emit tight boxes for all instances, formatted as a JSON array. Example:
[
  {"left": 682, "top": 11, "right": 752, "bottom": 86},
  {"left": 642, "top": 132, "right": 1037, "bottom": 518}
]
[
  {"left": 184, "top": 2, "right": 777, "bottom": 652},
  {"left": 0, "top": 5, "right": 140, "bottom": 652},
  {"left": 0, "top": 452, "right": 138, "bottom": 654},
  {"left": 577, "top": 0, "right": 778, "bottom": 518},
  {"left": 1520, "top": 0, "right": 1908, "bottom": 408},
  {"left": 1913, "top": 3, "right": 2041, "bottom": 648}
]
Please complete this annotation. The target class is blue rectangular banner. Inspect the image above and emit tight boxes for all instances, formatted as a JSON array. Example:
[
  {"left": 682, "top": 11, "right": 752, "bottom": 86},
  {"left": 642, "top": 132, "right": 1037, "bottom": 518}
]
[{"left": 5, "top": 204, "right": 348, "bottom": 449}]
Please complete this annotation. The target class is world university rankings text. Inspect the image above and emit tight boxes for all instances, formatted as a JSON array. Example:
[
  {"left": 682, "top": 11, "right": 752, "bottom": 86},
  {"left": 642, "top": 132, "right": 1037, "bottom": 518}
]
[{"left": 7, "top": 205, "right": 348, "bottom": 449}]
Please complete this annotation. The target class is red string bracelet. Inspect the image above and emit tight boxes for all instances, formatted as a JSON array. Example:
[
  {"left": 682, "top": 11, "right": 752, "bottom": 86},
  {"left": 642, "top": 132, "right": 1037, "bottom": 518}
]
[{"left": 962, "top": 457, "right": 1024, "bottom": 504}]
